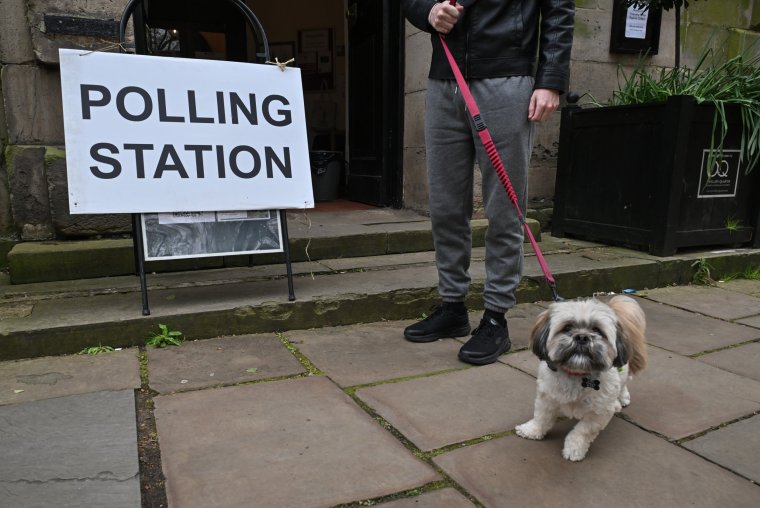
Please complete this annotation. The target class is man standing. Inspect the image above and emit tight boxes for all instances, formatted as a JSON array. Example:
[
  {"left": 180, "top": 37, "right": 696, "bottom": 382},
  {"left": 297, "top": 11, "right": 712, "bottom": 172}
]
[{"left": 401, "top": 0, "right": 574, "bottom": 364}]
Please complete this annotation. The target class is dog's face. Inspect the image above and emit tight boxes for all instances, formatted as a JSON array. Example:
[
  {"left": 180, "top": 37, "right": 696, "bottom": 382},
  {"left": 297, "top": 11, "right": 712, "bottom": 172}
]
[{"left": 530, "top": 299, "right": 629, "bottom": 375}]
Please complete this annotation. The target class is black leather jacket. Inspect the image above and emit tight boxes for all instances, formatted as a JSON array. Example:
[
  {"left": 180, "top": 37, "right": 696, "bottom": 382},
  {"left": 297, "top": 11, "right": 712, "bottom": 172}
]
[{"left": 402, "top": 0, "right": 575, "bottom": 93}]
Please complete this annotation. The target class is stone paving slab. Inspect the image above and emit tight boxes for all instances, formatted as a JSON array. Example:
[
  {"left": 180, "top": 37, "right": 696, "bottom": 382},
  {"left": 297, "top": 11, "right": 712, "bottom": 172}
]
[
  {"left": 0, "top": 350, "right": 140, "bottom": 405},
  {"left": 737, "top": 314, "right": 760, "bottom": 328},
  {"left": 683, "top": 414, "right": 760, "bottom": 484},
  {"left": 696, "top": 341, "right": 760, "bottom": 383},
  {"left": 492, "top": 303, "right": 546, "bottom": 352},
  {"left": 718, "top": 279, "right": 760, "bottom": 297},
  {"left": 147, "top": 334, "right": 305, "bottom": 394},
  {"left": 0, "top": 300, "right": 33, "bottom": 319},
  {"left": 623, "top": 346, "right": 760, "bottom": 440},
  {"left": 154, "top": 377, "right": 439, "bottom": 508},
  {"left": 433, "top": 418, "right": 760, "bottom": 507},
  {"left": 356, "top": 363, "right": 536, "bottom": 451},
  {"left": 500, "top": 350, "right": 539, "bottom": 377},
  {"left": 380, "top": 488, "right": 474, "bottom": 507},
  {"left": 285, "top": 303, "right": 544, "bottom": 389},
  {"left": 285, "top": 321, "right": 464, "bottom": 387},
  {"left": 635, "top": 297, "right": 760, "bottom": 355},
  {"left": 0, "top": 390, "right": 140, "bottom": 508},
  {"left": 640, "top": 285, "right": 760, "bottom": 321}
]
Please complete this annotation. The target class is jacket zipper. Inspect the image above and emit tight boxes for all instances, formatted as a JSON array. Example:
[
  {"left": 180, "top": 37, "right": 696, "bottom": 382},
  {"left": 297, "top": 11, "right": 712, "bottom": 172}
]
[{"left": 465, "top": 31, "right": 470, "bottom": 79}]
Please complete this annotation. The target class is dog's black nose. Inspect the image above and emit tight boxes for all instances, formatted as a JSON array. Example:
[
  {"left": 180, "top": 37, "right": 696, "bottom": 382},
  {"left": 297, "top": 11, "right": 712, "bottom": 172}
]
[{"left": 575, "top": 334, "right": 590, "bottom": 344}]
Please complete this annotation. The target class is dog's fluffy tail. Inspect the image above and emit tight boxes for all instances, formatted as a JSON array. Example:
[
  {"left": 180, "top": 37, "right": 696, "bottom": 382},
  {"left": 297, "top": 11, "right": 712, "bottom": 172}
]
[{"left": 608, "top": 295, "right": 648, "bottom": 374}]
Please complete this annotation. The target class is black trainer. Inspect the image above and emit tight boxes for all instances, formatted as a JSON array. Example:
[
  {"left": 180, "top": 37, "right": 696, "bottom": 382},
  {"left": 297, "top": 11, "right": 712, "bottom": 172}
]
[
  {"left": 458, "top": 317, "right": 511, "bottom": 365},
  {"left": 404, "top": 304, "right": 471, "bottom": 343}
]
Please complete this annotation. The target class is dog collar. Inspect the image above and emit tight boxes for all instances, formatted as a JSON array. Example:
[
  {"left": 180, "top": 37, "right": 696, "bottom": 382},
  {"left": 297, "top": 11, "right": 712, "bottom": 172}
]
[
  {"left": 557, "top": 366, "right": 601, "bottom": 390},
  {"left": 550, "top": 363, "right": 602, "bottom": 390}
]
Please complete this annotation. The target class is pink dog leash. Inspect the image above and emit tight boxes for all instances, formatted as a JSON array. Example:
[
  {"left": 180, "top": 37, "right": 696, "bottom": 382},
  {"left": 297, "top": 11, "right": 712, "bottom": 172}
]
[{"left": 438, "top": 0, "right": 561, "bottom": 301}]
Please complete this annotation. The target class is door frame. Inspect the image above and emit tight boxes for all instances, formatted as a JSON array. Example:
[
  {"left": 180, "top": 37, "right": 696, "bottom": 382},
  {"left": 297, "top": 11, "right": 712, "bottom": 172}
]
[
  {"left": 346, "top": 0, "right": 405, "bottom": 208},
  {"left": 382, "top": 0, "right": 405, "bottom": 208}
]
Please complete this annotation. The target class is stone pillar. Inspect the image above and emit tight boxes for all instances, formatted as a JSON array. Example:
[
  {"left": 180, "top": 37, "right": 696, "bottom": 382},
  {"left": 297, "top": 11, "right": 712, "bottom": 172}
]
[
  {"left": 0, "top": 0, "right": 127, "bottom": 246},
  {"left": 0, "top": 0, "right": 36, "bottom": 249},
  {"left": 6, "top": 146, "right": 53, "bottom": 240}
]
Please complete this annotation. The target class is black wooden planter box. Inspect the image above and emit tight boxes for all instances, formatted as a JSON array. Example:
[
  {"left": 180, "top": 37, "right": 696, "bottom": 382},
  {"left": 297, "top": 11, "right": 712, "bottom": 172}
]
[{"left": 553, "top": 95, "right": 760, "bottom": 256}]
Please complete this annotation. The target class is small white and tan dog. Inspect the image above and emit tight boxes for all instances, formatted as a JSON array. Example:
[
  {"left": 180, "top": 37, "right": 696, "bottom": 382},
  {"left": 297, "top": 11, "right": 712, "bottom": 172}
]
[{"left": 515, "top": 295, "right": 647, "bottom": 461}]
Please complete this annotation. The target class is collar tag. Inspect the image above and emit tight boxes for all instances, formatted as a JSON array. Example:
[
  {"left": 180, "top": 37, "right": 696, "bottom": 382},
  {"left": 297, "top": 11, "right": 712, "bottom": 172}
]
[{"left": 581, "top": 377, "right": 600, "bottom": 390}]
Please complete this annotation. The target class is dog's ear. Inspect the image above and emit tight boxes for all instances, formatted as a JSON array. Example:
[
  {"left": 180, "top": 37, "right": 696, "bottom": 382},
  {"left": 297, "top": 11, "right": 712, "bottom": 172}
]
[
  {"left": 613, "top": 331, "right": 629, "bottom": 368},
  {"left": 530, "top": 309, "right": 552, "bottom": 362},
  {"left": 608, "top": 295, "right": 647, "bottom": 373}
]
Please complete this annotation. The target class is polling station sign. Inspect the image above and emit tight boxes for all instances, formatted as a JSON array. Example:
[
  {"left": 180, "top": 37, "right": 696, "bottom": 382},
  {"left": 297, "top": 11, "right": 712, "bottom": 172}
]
[{"left": 59, "top": 48, "right": 314, "bottom": 214}]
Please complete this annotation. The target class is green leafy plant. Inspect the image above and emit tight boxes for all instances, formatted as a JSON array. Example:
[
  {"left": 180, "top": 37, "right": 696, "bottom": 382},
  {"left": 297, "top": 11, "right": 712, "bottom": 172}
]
[
  {"left": 740, "top": 265, "right": 760, "bottom": 280},
  {"left": 606, "top": 51, "right": 760, "bottom": 175},
  {"left": 725, "top": 216, "right": 741, "bottom": 232},
  {"left": 722, "top": 265, "right": 760, "bottom": 281},
  {"left": 146, "top": 323, "right": 184, "bottom": 348},
  {"left": 79, "top": 344, "right": 115, "bottom": 355},
  {"left": 691, "top": 258, "right": 716, "bottom": 285}
]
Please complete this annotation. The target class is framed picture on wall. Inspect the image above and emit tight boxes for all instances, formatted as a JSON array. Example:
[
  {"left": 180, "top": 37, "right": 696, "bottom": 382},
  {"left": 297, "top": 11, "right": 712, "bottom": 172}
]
[
  {"left": 298, "top": 28, "right": 333, "bottom": 91},
  {"left": 268, "top": 41, "right": 295, "bottom": 64},
  {"left": 609, "top": 0, "right": 662, "bottom": 54}
]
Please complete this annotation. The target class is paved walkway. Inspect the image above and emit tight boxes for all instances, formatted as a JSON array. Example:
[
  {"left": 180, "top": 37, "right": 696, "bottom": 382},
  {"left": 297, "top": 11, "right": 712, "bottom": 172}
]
[{"left": 2, "top": 283, "right": 760, "bottom": 507}]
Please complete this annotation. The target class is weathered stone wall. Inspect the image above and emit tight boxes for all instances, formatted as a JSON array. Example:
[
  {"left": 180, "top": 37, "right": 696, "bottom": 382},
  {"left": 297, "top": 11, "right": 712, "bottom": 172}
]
[
  {"left": 683, "top": 0, "right": 760, "bottom": 65},
  {"left": 0, "top": 0, "right": 128, "bottom": 255}
]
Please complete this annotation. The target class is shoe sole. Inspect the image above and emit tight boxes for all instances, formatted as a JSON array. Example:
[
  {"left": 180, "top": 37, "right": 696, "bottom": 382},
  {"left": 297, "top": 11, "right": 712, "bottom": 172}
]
[
  {"left": 404, "top": 324, "right": 472, "bottom": 343},
  {"left": 458, "top": 339, "right": 512, "bottom": 365}
]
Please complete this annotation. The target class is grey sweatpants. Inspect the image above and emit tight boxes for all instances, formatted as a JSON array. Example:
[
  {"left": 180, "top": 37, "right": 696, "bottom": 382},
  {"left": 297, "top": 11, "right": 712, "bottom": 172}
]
[{"left": 425, "top": 77, "right": 535, "bottom": 313}]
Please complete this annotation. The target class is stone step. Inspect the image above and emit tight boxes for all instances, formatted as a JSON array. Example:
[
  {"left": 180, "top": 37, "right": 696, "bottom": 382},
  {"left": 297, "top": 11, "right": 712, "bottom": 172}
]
[
  {"left": 6, "top": 210, "right": 536, "bottom": 284},
  {"left": 3, "top": 226, "right": 759, "bottom": 360}
]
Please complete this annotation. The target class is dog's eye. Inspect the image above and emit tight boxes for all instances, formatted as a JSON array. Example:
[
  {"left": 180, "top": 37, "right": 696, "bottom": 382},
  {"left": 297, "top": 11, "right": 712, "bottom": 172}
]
[
  {"left": 592, "top": 326, "right": 604, "bottom": 337},
  {"left": 561, "top": 324, "right": 573, "bottom": 333}
]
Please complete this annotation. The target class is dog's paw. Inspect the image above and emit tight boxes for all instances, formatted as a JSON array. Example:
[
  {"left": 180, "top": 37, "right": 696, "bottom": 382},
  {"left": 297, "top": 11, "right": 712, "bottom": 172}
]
[
  {"left": 562, "top": 436, "right": 590, "bottom": 462},
  {"left": 562, "top": 445, "right": 588, "bottom": 462},
  {"left": 515, "top": 421, "right": 546, "bottom": 441}
]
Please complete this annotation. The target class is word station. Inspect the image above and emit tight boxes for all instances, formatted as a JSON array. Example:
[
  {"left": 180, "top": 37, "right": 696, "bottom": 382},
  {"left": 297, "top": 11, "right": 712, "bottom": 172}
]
[{"left": 80, "top": 85, "right": 295, "bottom": 180}]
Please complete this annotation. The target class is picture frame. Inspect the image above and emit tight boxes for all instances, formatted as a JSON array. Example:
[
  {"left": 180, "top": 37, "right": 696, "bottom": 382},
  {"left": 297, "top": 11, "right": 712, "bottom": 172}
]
[
  {"left": 298, "top": 28, "right": 334, "bottom": 91},
  {"left": 609, "top": 0, "right": 662, "bottom": 55}
]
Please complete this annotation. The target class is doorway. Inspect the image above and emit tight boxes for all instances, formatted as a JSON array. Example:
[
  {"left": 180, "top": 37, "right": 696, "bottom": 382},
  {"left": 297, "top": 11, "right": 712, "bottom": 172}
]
[{"left": 248, "top": 0, "right": 404, "bottom": 208}]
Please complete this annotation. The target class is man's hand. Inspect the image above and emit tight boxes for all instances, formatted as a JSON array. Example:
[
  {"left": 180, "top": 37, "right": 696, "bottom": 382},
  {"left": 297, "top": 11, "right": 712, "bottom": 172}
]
[
  {"left": 428, "top": 1, "right": 463, "bottom": 34},
  {"left": 528, "top": 89, "right": 561, "bottom": 123}
]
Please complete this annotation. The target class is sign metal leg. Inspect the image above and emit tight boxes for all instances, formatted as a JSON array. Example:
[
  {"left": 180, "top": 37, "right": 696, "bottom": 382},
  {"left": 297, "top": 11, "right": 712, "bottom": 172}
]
[
  {"left": 132, "top": 213, "right": 151, "bottom": 315},
  {"left": 279, "top": 210, "right": 296, "bottom": 301}
]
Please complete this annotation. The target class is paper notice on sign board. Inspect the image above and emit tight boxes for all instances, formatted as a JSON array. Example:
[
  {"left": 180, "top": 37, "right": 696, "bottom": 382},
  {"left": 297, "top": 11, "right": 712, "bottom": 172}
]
[
  {"left": 625, "top": 6, "right": 649, "bottom": 39},
  {"left": 142, "top": 211, "right": 282, "bottom": 260},
  {"left": 158, "top": 212, "right": 216, "bottom": 225}
]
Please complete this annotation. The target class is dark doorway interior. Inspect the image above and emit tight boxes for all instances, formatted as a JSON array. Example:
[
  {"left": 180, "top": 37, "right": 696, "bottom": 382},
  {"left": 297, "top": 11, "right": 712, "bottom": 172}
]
[
  {"left": 134, "top": 0, "right": 252, "bottom": 62},
  {"left": 346, "top": 0, "right": 404, "bottom": 207}
]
